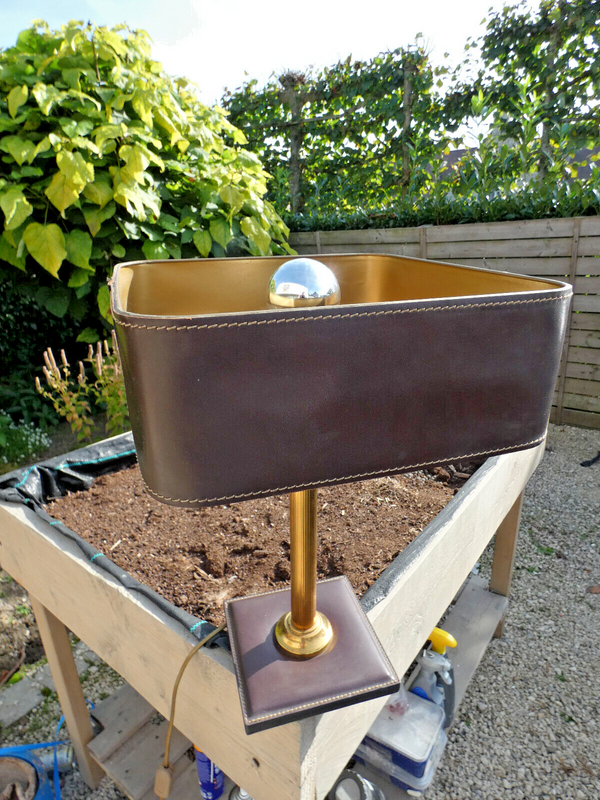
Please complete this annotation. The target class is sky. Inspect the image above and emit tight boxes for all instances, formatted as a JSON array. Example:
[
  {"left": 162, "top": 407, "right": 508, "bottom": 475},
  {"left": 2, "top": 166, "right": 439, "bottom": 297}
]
[{"left": 0, "top": 0, "right": 532, "bottom": 105}]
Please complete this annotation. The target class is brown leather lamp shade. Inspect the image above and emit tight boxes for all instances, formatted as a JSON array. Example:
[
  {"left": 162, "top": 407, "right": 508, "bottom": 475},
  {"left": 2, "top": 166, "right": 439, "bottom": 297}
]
[
  {"left": 112, "top": 254, "right": 570, "bottom": 509},
  {"left": 112, "top": 253, "right": 570, "bottom": 734}
]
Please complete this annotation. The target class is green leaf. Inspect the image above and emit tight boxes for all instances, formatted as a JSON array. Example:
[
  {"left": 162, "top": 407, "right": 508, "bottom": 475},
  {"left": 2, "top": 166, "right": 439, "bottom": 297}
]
[
  {"left": 8, "top": 85, "right": 28, "bottom": 119},
  {"left": 0, "top": 235, "right": 26, "bottom": 271},
  {"left": 0, "top": 187, "right": 33, "bottom": 231},
  {"left": 218, "top": 184, "right": 245, "bottom": 214},
  {"left": 132, "top": 89, "right": 154, "bottom": 127},
  {"left": 97, "top": 284, "right": 112, "bottom": 321},
  {"left": 83, "top": 177, "right": 114, "bottom": 209},
  {"left": 158, "top": 213, "right": 179, "bottom": 232},
  {"left": 36, "top": 285, "right": 70, "bottom": 317},
  {"left": 57, "top": 151, "right": 94, "bottom": 188},
  {"left": 111, "top": 243, "right": 126, "bottom": 258},
  {"left": 164, "top": 239, "right": 181, "bottom": 260},
  {"left": 142, "top": 239, "right": 170, "bottom": 260},
  {"left": 83, "top": 201, "right": 116, "bottom": 237},
  {"left": 0, "top": 136, "right": 36, "bottom": 166},
  {"left": 193, "top": 229, "right": 212, "bottom": 257},
  {"left": 209, "top": 217, "right": 233, "bottom": 250},
  {"left": 68, "top": 267, "right": 92, "bottom": 288},
  {"left": 23, "top": 222, "right": 67, "bottom": 277},
  {"left": 120, "top": 144, "right": 149, "bottom": 184},
  {"left": 65, "top": 229, "right": 93, "bottom": 269},
  {"left": 45, "top": 172, "right": 81, "bottom": 213},
  {"left": 61, "top": 68, "right": 82, "bottom": 91},
  {"left": 241, "top": 216, "right": 271, "bottom": 254},
  {"left": 32, "top": 137, "right": 51, "bottom": 160},
  {"left": 58, "top": 117, "right": 78, "bottom": 137},
  {"left": 68, "top": 293, "right": 87, "bottom": 321},
  {"left": 77, "top": 327, "right": 100, "bottom": 344},
  {"left": 32, "top": 83, "right": 66, "bottom": 115},
  {"left": 93, "top": 123, "right": 127, "bottom": 152}
]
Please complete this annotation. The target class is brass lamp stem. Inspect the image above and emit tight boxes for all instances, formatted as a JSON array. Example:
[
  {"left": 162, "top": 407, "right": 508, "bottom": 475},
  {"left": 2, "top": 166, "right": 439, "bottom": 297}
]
[
  {"left": 274, "top": 489, "right": 334, "bottom": 658},
  {"left": 290, "top": 489, "right": 318, "bottom": 630}
]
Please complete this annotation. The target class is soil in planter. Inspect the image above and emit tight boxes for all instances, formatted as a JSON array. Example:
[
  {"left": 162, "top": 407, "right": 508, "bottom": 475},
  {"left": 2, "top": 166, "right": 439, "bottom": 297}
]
[{"left": 45, "top": 464, "right": 476, "bottom": 626}]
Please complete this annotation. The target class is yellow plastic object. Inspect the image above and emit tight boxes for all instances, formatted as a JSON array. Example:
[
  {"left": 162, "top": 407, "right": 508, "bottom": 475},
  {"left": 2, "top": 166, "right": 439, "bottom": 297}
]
[{"left": 429, "top": 627, "right": 457, "bottom": 654}]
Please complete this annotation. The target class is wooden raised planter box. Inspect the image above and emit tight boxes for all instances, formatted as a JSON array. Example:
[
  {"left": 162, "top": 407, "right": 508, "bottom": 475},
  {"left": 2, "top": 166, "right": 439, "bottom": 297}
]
[{"left": 0, "top": 439, "right": 542, "bottom": 799}]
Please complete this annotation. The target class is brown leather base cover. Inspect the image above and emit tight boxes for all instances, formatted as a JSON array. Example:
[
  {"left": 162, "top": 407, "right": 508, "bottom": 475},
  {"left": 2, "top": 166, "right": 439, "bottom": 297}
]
[{"left": 224, "top": 577, "right": 399, "bottom": 734}]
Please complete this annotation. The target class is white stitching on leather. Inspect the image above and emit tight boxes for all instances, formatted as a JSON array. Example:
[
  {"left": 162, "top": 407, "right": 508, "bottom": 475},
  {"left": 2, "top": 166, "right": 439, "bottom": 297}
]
[
  {"left": 140, "top": 435, "right": 545, "bottom": 506},
  {"left": 114, "top": 294, "right": 567, "bottom": 331}
]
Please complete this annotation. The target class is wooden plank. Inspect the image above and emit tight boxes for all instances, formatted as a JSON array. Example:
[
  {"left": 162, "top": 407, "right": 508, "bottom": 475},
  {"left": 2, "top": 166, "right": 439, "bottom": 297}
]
[
  {"left": 562, "top": 392, "right": 600, "bottom": 413},
  {"left": 561, "top": 407, "right": 600, "bottom": 429},
  {"left": 568, "top": 346, "right": 600, "bottom": 365},
  {"left": 0, "top": 504, "right": 302, "bottom": 800},
  {"left": 577, "top": 257, "right": 600, "bottom": 276},
  {"left": 570, "top": 312, "right": 600, "bottom": 330},
  {"left": 140, "top": 758, "right": 236, "bottom": 800},
  {"left": 566, "top": 362, "right": 600, "bottom": 381},
  {"left": 101, "top": 716, "right": 190, "bottom": 800},
  {"left": 489, "top": 492, "right": 524, "bottom": 637},
  {"left": 426, "top": 217, "right": 579, "bottom": 243},
  {"left": 574, "top": 276, "right": 600, "bottom": 294},
  {"left": 436, "top": 257, "right": 570, "bottom": 277},
  {"left": 311, "top": 444, "right": 543, "bottom": 799},
  {"left": 319, "top": 243, "right": 421, "bottom": 256},
  {"left": 577, "top": 237, "right": 600, "bottom": 257},
  {"left": 444, "top": 577, "right": 508, "bottom": 707},
  {"left": 317, "top": 228, "right": 420, "bottom": 245},
  {"left": 419, "top": 227, "right": 428, "bottom": 259},
  {"left": 580, "top": 218, "right": 600, "bottom": 237},
  {"left": 140, "top": 756, "right": 196, "bottom": 800},
  {"left": 555, "top": 219, "right": 580, "bottom": 424},
  {"left": 573, "top": 295, "right": 600, "bottom": 313},
  {"left": 29, "top": 597, "right": 104, "bottom": 789},
  {"left": 564, "top": 377, "right": 600, "bottom": 397},
  {"left": 427, "top": 239, "right": 573, "bottom": 259},
  {"left": 89, "top": 684, "right": 155, "bottom": 765},
  {"left": 570, "top": 330, "right": 600, "bottom": 348}
]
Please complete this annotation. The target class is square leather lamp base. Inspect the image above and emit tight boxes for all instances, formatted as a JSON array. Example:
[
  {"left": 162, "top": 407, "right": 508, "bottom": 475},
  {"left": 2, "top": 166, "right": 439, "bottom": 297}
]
[{"left": 224, "top": 576, "right": 399, "bottom": 734}]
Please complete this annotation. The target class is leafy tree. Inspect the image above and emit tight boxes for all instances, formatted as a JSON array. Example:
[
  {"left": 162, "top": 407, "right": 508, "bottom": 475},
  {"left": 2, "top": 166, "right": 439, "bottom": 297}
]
[
  {"left": 0, "top": 21, "right": 292, "bottom": 341},
  {"left": 222, "top": 0, "right": 599, "bottom": 227},
  {"left": 223, "top": 46, "right": 454, "bottom": 215},
  {"left": 479, "top": 0, "right": 600, "bottom": 177}
]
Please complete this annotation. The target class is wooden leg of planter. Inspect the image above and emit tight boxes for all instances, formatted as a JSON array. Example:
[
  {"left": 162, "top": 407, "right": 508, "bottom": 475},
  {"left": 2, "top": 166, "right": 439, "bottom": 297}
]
[
  {"left": 489, "top": 491, "right": 524, "bottom": 638},
  {"left": 30, "top": 595, "right": 104, "bottom": 789}
]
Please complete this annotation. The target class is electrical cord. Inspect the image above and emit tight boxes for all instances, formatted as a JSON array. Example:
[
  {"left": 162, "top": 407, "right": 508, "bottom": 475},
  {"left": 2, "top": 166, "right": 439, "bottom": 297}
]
[{"left": 154, "top": 623, "right": 227, "bottom": 799}]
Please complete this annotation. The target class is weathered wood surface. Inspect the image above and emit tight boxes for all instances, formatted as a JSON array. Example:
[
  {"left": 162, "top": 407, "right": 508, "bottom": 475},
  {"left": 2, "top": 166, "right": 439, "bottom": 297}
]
[
  {"left": 90, "top": 684, "right": 155, "bottom": 764},
  {"left": 443, "top": 576, "right": 509, "bottom": 703},
  {"left": 290, "top": 216, "right": 600, "bottom": 430},
  {"left": 29, "top": 597, "right": 104, "bottom": 789},
  {"left": 0, "top": 502, "right": 302, "bottom": 800},
  {"left": 0, "top": 443, "right": 542, "bottom": 800}
]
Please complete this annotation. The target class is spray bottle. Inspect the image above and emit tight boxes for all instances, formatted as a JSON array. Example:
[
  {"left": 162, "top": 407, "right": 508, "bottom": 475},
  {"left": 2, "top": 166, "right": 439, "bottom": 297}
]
[{"left": 410, "top": 627, "right": 457, "bottom": 727}]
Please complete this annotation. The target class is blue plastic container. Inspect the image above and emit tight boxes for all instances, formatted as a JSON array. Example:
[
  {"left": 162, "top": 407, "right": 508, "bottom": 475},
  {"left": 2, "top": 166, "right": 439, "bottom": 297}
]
[
  {"left": 0, "top": 751, "right": 54, "bottom": 800},
  {"left": 354, "top": 729, "right": 447, "bottom": 798},
  {"left": 361, "top": 690, "right": 445, "bottom": 778}
]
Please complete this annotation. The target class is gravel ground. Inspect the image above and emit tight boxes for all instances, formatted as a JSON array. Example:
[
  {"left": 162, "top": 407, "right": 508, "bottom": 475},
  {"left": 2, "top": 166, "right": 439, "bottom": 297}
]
[
  {"left": 1, "top": 423, "right": 598, "bottom": 800},
  {"left": 429, "top": 423, "right": 600, "bottom": 800}
]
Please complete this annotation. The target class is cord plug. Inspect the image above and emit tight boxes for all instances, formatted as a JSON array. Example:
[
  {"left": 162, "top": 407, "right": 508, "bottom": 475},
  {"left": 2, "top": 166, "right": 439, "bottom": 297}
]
[{"left": 154, "top": 764, "right": 173, "bottom": 799}]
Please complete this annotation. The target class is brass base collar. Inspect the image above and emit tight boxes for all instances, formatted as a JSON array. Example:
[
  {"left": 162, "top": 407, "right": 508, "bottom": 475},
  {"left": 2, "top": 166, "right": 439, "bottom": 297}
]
[{"left": 274, "top": 611, "right": 334, "bottom": 659}]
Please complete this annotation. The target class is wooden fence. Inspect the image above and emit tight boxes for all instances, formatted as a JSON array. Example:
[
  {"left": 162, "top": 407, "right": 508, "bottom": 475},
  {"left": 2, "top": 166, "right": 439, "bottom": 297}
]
[{"left": 290, "top": 217, "right": 600, "bottom": 430}]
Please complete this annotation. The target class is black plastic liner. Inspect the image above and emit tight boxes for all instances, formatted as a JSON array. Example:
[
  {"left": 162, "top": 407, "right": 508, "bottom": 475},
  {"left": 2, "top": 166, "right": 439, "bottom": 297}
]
[{"left": 0, "top": 433, "right": 226, "bottom": 647}]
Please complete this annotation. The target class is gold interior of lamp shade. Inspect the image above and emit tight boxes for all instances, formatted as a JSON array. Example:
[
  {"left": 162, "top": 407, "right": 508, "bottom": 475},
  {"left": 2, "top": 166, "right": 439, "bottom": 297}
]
[{"left": 114, "top": 254, "right": 559, "bottom": 317}]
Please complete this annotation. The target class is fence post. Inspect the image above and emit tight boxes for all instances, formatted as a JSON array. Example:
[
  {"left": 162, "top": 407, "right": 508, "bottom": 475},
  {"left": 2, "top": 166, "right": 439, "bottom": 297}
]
[{"left": 554, "top": 217, "right": 581, "bottom": 424}]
